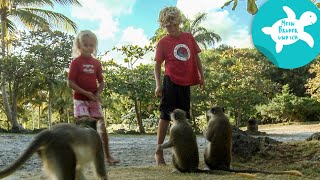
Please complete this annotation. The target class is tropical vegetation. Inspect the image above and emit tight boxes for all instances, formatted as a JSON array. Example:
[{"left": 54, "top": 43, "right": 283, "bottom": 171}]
[{"left": 1, "top": 2, "right": 320, "bottom": 135}]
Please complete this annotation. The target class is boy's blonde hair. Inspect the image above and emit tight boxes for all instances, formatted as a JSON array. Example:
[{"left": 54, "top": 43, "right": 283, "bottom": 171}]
[
  {"left": 72, "top": 30, "right": 98, "bottom": 58},
  {"left": 158, "top": 6, "right": 182, "bottom": 28}
]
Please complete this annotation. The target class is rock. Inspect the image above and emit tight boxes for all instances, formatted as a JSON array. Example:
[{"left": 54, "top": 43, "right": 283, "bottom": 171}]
[
  {"left": 0, "top": 128, "right": 8, "bottom": 133},
  {"left": 306, "top": 132, "right": 320, "bottom": 141},
  {"left": 311, "top": 154, "right": 320, "bottom": 161},
  {"left": 232, "top": 126, "right": 280, "bottom": 158}
]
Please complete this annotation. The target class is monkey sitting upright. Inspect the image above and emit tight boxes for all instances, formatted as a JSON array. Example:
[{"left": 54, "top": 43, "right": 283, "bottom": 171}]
[
  {"left": 159, "top": 109, "right": 206, "bottom": 173},
  {"left": 0, "top": 122, "right": 108, "bottom": 180},
  {"left": 204, "top": 106, "right": 302, "bottom": 176}
]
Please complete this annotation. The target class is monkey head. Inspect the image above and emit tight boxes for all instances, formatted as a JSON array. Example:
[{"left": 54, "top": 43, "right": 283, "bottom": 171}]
[
  {"left": 170, "top": 109, "right": 187, "bottom": 123},
  {"left": 207, "top": 106, "right": 225, "bottom": 119}
]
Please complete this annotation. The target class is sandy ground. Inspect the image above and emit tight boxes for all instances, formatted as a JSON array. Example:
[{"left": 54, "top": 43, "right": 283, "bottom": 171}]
[
  {"left": 254, "top": 122, "right": 320, "bottom": 142},
  {"left": 1, "top": 123, "right": 320, "bottom": 179}
]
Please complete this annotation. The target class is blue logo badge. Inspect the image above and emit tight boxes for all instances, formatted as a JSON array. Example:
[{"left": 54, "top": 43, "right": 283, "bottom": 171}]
[{"left": 252, "top": 0, "right": 320, "bottom": 69}]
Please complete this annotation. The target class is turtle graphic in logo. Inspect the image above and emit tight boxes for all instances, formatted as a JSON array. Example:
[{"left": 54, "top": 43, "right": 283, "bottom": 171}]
[
  {"left": 252, "top": 0, "right": 320, "bottom": 69},
  {"left": 262, "top": 6, "right": 317, "bottom": 53},
  {"left": 174, "top": 44, "right": 190, "bottom": 61}
]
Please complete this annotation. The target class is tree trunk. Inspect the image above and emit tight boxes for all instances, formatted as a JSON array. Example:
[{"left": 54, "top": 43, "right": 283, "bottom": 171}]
[
  {"left": 67, "top": 109, "right": 70, "bottom": 123},
  {"left": 104, "top": 108, "right": 107, "bottom": 123},
  {"left": 236, "top": 108, "right": 242, "bottom": 128},
  {"left": 48, "top": 92, "right": 52, "bottom": 129},
  {"left": 1, "top": 13, "right": 23, "bottom": 131},
  {"left": 134, "top": 98, "right": 145, "bottom": 134},
  {"left": 38, "top": 105, "right": 41, "bottom": 129},
  {"left": 11, "top": 83, "right": 22, "bottom": 130},
  {"left": 32, "top": 108, "right": 35, "bottom": 130},
  {"left": 189, "top": 102, "right": 199, "bottom": 133}
]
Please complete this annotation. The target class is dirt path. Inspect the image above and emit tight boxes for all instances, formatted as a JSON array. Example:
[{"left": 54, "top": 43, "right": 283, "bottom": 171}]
[
  {"left": 0, "top": 123, "right": 320, "bottom": 179},
  {"left": 254, "top": 122, "right": 320, "bottom": 142}
]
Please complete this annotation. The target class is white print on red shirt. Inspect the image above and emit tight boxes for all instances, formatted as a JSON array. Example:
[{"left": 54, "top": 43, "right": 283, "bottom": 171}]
[
  {"left": 83, "top": 64, "right": 94, "bottom": 74},
  {"left": 174, "top": 44, "right": 190, "bottom": 61}
]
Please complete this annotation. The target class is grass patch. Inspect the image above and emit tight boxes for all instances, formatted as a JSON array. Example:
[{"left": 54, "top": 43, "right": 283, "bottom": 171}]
[{"left": 108, "top": 141, "right": 320, "bottom": 180}]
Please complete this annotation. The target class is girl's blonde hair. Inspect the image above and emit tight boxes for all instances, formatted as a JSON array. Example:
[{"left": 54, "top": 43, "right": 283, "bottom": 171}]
[
  {"left": 158, "top": 6, "right": 182, "bottom": 28},
  {"left": 72, "top": 30, "right": 98, "bottom": 58}
]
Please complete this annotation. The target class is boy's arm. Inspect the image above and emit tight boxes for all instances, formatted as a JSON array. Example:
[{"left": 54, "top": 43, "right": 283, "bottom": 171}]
[
  {"left": 154, "top": 61, "right": 162, "bottom": 97},
  {"left": 196, "top": 54, "right": 205, "bottom": 90}
]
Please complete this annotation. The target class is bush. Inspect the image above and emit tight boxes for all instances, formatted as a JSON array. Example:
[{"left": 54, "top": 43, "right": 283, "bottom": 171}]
[{"left": 256, "top": 85, "right": 320, "bottom": 123}]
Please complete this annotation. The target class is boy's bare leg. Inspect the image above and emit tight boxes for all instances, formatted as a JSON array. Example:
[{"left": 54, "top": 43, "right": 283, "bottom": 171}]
[
  {"left": 155, "top": 119, "right": 169, "bottom": 166},
  {"left": 96, "top": 119, "right": 120, "bottom": 165}
]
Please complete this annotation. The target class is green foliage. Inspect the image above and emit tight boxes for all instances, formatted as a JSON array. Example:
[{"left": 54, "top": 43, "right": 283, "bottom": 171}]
[
  {"left": 192, "top": 46, "right": 279, "bottom": 128},
  {"left": 263, "top": 64, "right": 313, "bottom": 97},
  {"left": 305, "top": 56, "right": 320, "bottom": 100},
  {"left": 257, "top": 85, "right": 320, "bottom": 123},
  {"left": 102, "top": 44, "right": 155, "bottom": 133},
  {"left": 0, "top": 30, "right": 74, "bottom": 129}
]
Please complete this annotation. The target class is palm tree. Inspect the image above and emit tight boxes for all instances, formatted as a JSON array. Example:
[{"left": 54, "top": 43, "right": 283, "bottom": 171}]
[
  {"left": 181, "top": 13, "right": 222, "bottom": 49},
  {"left": 0, "top": 0, "right": 81, "bottom": 131},
  {"left": 150, "top": 12, "right": 221, "bottom": 49}
]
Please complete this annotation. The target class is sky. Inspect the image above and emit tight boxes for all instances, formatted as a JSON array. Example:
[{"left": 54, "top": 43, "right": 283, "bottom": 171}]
[{"left": 52, "top": 0, "right": 317, "bottom": 64}]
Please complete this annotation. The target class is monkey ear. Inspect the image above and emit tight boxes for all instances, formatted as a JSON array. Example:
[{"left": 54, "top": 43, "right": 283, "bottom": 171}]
[{"left": 222, "top": 107, "right": 225, "bottom": 113}]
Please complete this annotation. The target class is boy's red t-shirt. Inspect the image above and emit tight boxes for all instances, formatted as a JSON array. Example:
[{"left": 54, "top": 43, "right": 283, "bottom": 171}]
[
  {"left": 155, "top": 32, "right": 201, "bottom": 86},
  {"left": 68, "top": 55, "right": 103, "bottom": 101}
]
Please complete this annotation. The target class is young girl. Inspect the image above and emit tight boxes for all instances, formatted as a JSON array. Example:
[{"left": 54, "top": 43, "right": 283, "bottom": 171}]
[
  {"left": 68, "top": 30, "right": 119, "bottom": 165},
  {"left": 154, "top": 7, "right": 205, "bottom": 165}
]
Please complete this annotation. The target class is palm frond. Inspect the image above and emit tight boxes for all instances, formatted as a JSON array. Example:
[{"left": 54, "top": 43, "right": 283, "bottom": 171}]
[
  {"left": 190, "top": 12, "right": 207, "bottom": 32},
  {"left": 13, "top": 0, "right": 81, "bottom": 7},
  {"left": 194, "top": 31, "right": 222, "bottom": 49},
  {"left": 6, "top": 19, "right": 17, "bottom": 33},
  {"left": 9, "top": 9, "right": 50, "bottom": 31},
  {"left": 50, "top": 0, "right": 81, "bottom": 6},
  {"left": 150, "top": 27, "right": 167, "bottom": 44},
  {"left": 17, "top": 8, "right": 77, "bottom": 32},
  {"left": 181, "top": 19, "right": 191, "bottom": 33},
  {"left": 192, "top": 26, "right": 208, "bottom": 36},
  {"left": 13, "top": 0, "right": 54, "bottom": 7}
]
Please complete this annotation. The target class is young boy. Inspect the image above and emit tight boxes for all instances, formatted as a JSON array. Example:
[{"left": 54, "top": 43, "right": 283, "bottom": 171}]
[{"left": 154, "top": 7, "right": 205, "bottom": 165}]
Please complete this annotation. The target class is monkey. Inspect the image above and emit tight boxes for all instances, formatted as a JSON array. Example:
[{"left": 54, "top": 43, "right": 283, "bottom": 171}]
[
  {"left": 75, "top": 116, "right": 98, "bottom": 130},
  {"left": 159, "top": 109, "right": 202, "bottom": 173},
  {"left": 204, "top": 106, "right": 303, "bottom": 176},
  {"left": 0, "top": 122, "right": 108, "bottom": 180}
]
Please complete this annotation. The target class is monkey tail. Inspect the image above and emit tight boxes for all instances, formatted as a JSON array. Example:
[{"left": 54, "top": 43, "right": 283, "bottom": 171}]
[
  {"left": 195, "top": 169, "right": 256, "bottom": 178},
  {"left": 0, "top": 130, "right": 52, "bottom": 178},
  {"left": 228, "top": 168, "right": 303, "bottom": 176}
]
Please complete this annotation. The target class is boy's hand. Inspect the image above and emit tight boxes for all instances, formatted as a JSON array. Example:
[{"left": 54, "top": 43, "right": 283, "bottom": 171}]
[
  {"left": 155, "top": 86, "right": 162, "bottom": 97},
  {"left": 199, "top": 78, "right": 205, "bottom": 91}
]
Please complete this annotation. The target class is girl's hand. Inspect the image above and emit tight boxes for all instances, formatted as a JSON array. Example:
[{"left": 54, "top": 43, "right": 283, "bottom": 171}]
[
  {"left": 85, "top": 91, "right": 98, "bottom": 101},
  {"left": 95, "top": 93, "right": 102, "bottom": 102}
]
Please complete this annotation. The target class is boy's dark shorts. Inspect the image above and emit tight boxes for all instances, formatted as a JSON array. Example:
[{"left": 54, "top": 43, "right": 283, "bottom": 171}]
[{"left": 160, "top": 75, "right": 190, "bottom": 121}]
